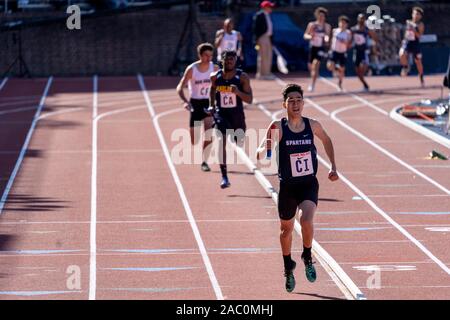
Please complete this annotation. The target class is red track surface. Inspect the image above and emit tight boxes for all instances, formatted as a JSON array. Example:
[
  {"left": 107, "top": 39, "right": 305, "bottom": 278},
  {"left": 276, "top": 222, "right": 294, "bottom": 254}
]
[{"left": 0, "top": 74, "right": 448, "bottom": 300}]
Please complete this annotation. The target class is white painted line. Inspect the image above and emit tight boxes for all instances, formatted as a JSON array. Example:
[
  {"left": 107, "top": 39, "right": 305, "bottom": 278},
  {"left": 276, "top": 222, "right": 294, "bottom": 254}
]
[
  {"left": 0, "top": 77, "right": 53, "bottom": 216},
  {"left": 0, "top": 78, "right": 8, "bottom": 91},
  {"left": 0, "top": 105, "right": 38, "bottom": 116},
  {"left": 390, "top": 105, "right": 450, "bottom": 149},
  {"left": 332, "top": 105, "right": 450, "bottom": 195},
  {"left": 319, "top": 76, "right": 450, "bottom": 149},
  {"left": 320, "top": 76, "right": 389, "bottom": 116},
  {"left": 138, "top": 74, "right": 224, "bottom": 300},
  {"left": 89, "top": 78, "right": 149, "bottom": 301},
  {"left": 38, "top": 107, "right": 84, "bottom": 121},
  {"left": 353, "top": 265, "right": 417, "bottom": 272},
  {"left": 90, "top": 75, "right": 98, "bottom": 300}
]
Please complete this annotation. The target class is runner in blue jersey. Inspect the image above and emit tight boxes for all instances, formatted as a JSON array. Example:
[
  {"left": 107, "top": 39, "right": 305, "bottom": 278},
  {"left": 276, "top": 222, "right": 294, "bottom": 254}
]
[{"left": 256, "top": 84, "right": 339, "bottom": 293}]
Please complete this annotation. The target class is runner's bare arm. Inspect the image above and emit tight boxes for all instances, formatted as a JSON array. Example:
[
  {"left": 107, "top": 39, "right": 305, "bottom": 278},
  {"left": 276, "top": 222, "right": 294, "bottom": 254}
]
[
  {"left": 311, "top": 119, "right": 339, "bottom": 181},
  {"left": 209, "top": 73, "right": 217, "bottom": 110},
  {"left": 256, "top": 120, "right": 281, "bottom": 160},
  {"left": 215, "top": 29, "right": 224, "bottom": 48},
  {"left": 176, "top": 66, "right": 193, "bottom": 109},
  {"left": 304, "top": 22, "right": 314, "bottom": 40},
  {"left": 232, "top": 72, "right": 253, "bottom": 104},
  {"left": 416, "top": 22, "right": 425, "bottom": 37},
  {"left": 237, "top": 31, "right": 244, "bottom": 60}
]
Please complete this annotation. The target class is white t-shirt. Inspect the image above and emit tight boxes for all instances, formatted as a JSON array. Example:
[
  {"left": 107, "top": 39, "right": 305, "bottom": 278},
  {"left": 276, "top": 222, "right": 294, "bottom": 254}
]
[
  {"left": 331, "top": 28, "right": 351, "bottom": 53},
  {"left": 188, "top": 62, "right": 214, "bottom": 100},
  {"left": 217, "top": 30, "right": 239, "bottom": 60}
]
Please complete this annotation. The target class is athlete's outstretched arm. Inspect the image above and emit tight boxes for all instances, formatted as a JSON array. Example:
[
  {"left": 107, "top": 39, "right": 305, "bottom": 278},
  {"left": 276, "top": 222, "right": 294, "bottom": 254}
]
[
  {"left": 209, "top": 73, "right": 217, "bottom": 110},
  {"left": 232, "top": 72, "right": 253, "bottom": 104},
  {"left": 176, "top": 66, "right": 193, "bottom": 109},
  {"left": 256, "top": 120, "right": 281, "bottom": 161},
  {"left": 311, "top": 119, "right": 339, "bottom": 181}
]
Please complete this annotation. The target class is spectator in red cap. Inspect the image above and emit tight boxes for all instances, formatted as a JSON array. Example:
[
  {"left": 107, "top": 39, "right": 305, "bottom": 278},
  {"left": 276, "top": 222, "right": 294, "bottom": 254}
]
[{"left": 252, "top": 1, "right": 275, "bottom": 80}]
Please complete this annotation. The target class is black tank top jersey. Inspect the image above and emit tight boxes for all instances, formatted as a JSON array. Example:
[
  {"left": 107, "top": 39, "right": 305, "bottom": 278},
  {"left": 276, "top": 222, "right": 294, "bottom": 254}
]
[
  {"left": 351, "top": 25, "right": 369, "bottom": 51},
  {"left": 277, "top": 117, "right": 318, "bottom": 183},
  {"left": 214, "top": 69, "right": 244, "bottom": 113},
  {"left": 404, "top": 20, "right": 420, "bottom": 44}
]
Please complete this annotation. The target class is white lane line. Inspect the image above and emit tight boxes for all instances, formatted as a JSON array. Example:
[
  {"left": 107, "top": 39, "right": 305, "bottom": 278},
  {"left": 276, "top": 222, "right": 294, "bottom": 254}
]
[
  {"left": 90, "top": 77, "right": 149, "bottom": 300},
  {"left": 319, "top": 76, "right": 449, "bottom": 149},
  {"left": 390, "top": 104, "right": 450, "bottom": 149},
  {"left": 0, "top": 78, "right": 8, "bottom": 91},
  {"left": 38, "top": 107, "right": 84, "bottom": 121},
  {"left": 275, "top": 76, "right": 450, "bottom": 276},
  {"left": 138, "top": 74, "right": 223, "bottom": 300},
  {"left": 332, "top": 105, "right": 450, "bottom": 195},
  {"left": 0, "top": 106, "right": 38, "bottom": 116},
  {"left": 0, "top": 77, "right": 53, "bottom": 216},
  {"left": 247, "top": 106, "right": 366, "bottom": 300},
  {"left": 320, "top": 77, "right": 389, "bottom": 116},
  {"left": 90, "top": 75, "right": 98, "bottom": 300}
]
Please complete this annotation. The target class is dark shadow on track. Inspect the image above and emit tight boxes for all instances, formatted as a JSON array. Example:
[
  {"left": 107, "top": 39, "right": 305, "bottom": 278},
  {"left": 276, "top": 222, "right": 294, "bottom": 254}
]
[
  {"left": 1, "top": 194, "right": 69, "bottom": 213},
  {"left": 318, "top": 198, "right": 343, "bottom": 202},
  {"left": 294, "top": 291, "right": 346, "bottom": 300}
]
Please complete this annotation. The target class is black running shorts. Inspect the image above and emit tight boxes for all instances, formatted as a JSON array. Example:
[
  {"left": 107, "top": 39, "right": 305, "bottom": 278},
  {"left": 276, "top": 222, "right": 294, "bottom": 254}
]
[
  {"left": 278, "top": 177, "right": 319, "bottom": 220},
  {"left": 189, "top": 98, "right": 210, "bottom": 127}
]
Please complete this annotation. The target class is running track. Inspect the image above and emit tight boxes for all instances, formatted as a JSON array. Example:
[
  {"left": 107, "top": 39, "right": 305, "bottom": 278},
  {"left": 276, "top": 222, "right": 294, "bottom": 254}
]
[{"left": 0, "top": 74, "right": 448, "bottom": 300}]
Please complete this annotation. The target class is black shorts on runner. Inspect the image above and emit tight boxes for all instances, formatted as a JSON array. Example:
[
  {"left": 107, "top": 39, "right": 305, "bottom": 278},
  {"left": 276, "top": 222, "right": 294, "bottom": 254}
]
[
  {"left": 402, "top": 40, "right": 422, "bottom": 60},
  {"left": 353, "top": 49, "right": 369, "bottom": 67},
  {"left": 213, "top": 109, "right": 246, "bottom": 143},
  {"left": 309, "top": 46, "right": 326, "bottom": 63},
  {"left": 330, "top": 51, "right": 347, "bottom": 68},
  {"left": 189, "top": 98, "right": 210, "bottom": 127},
  {"left": 278, "top": 177, "right": 319, "bottom": 220}
]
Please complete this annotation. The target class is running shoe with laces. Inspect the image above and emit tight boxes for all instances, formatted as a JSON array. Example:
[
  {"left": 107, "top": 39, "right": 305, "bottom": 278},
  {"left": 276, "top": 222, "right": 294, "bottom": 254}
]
[
  {"left": 284, "top": 260, "right": 296, "bottom": 293},
  {"left": 301, "top": 253, "right": 317, "bottom": 283}
]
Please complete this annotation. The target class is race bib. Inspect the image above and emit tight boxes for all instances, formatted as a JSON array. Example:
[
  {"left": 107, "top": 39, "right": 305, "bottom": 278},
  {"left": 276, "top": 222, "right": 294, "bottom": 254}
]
[
  {"left": 311, "top": 34, "right": 323, "bottom": 47},
  {"left": 405, "top": 30, "right": 415, "bottom": 41},
  {"left": 223, "top": 39, "right": 237, "bottom": 51},
  {"left": 198, "top": 85, "right": 210, "bottom": 98},
  {"left": 354, "top": 33, "right": 366, "bottom": 46},
  {"left": 290, "top": 151, "right": 313, "bottom": 177},
  {"left": 220, "top": 92, "right": 237, "bottom": 108}
]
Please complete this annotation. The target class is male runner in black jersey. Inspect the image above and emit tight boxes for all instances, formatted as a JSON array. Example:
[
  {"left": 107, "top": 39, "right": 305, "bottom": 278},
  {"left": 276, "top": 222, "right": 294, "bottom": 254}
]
[
  {"left": 399, "top": 7, "right": 425, "bottom": 86},
  {"left": 351, "top": 14, "right": 378, "bottom": 91},
  {"left": 256, "top": 84, "right": 339, "bottom": 293},
  {"left": 208, "top": 50, "right": 253, "bottom": 188},
  {"left": 304, "top": 7, "right": 331, "bottom": 92}
]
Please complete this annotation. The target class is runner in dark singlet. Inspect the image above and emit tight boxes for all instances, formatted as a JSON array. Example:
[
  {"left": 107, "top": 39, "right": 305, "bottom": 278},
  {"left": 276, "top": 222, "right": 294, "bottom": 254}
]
[
  {"left": 256, "top": 84, "right": 339, "bottom": 293},
  {"left": 351, "top": 14, "right": 378, "bottom": 91},
  {"left": 208, "top": 50, "right": 253, "bottom": 189},
  {"left": 304, "top": 7, "right": 332, "bottom": 92},
  {"left": 399, "top": 7, "right": 425, "bottom": 86}
]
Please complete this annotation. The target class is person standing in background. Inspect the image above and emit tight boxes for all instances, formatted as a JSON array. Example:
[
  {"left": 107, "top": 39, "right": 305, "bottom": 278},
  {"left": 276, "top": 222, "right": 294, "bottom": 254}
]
[
  {"left": 215, "top": 18, "right": 244, "bottom": 64},
  {"left": 252, "top": 1, "right": 275, "bottom": 80}
]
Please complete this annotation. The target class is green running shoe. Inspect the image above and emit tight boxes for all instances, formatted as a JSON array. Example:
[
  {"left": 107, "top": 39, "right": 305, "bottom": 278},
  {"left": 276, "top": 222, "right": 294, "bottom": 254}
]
[
  {"left": 302, "top": 254, "right": 317, "bottom": 283},
  {"left": 284, "top": 260, "right": 296, "bottom": 293}
]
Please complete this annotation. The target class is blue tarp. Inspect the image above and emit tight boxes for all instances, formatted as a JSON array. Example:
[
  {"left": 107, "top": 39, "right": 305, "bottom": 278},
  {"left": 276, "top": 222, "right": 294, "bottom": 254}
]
[{"left": 239, "top": 12, "right": 309, "bottom": 72}]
